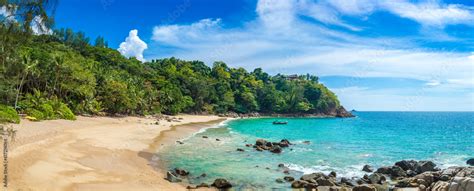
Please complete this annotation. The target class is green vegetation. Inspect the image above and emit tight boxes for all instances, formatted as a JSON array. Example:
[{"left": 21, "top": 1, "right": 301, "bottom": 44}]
[
  {"left": 0, "top": 105, "right": 20, "bottom": 124},
  {"left": 0, "top": 0, "right": 348, "bottom": 122}
]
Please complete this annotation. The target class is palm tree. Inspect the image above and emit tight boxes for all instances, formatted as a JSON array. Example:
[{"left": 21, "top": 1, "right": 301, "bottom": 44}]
[
  {"left": 0, "top": 125, "right": 16, "bottom": 189},
  {"left": 14, "top": 54, "right": 38, "bottom": 109}
]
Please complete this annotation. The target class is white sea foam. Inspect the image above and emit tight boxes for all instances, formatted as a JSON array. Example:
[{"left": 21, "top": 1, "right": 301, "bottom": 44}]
[
  {"left": 286, "top": 163, "right": 366, "bottom": 178},
  {"left": 179, "top": 118, "right": 236, "bottom": 142}
]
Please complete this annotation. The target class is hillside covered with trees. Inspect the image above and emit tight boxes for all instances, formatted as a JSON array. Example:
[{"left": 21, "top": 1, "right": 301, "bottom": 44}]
[{"left": 0, "top": 1, "right": 351, "bottom": 123}]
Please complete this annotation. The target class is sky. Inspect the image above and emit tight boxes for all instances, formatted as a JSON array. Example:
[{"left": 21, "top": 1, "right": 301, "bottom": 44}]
[{"left": 52, "top": 0, "right": 474, "bottom": 111}]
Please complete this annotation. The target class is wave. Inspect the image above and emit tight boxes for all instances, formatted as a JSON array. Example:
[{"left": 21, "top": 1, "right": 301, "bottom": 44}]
[{"left": 286, "top": 163, "right": 367, "bottom": 179}]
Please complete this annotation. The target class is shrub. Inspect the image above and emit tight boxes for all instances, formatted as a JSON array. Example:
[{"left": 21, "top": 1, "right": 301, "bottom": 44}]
[
  {"left": 25, "top": 108, "right": 44, "bottom": 121},
  {"left": 0, "top": 104, "right": 20, "bottom": 124},
  {"left": 40, "top": 103, "right": 55, "bottom": 119},
  {"left": 57, "top": 103, "right": 76, "bottom": 120}
]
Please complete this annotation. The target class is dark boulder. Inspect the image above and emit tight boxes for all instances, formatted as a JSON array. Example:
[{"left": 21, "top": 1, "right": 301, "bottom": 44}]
[
  {"left": 165, "top": 171, "right": 182, "bottom": 182},
  {"left": 174, "top": 168, "right": 189, "bottom": 176},
  {"left": 211, "top": 178, "right": 232, "bottom": 189},
  {"left": 391, "top": 165, "right": 408, "bottom": 178},
  {"left": 376, "top": 166, "right": 392, "bottom": 175},
  {"left": 255, "top": 139, "right": 267, "bottom": 146},
  {"left": 467, "top": 158, "right": 474, "bottom": 166},
  {"left": 362, "top": 165, "right": 373, "bottom": 172},
  {"left": 265, "top": 141, "right": 273, "bottom": 147},
  {"left": 329, "top": 171, "right": 337, "bottom": 177},
  {"left": 368, "top": 173, "right": 385, "bottom": 184},
  {"left": 416, "top": 161, "right": 436, "bottom": 173},
  {"left": 269, "top": 145, "right": 282, "bottom": 153},
  {"left": 278, "top": 163, "right": 285, "bottom": 168},
  {"left": 300, "top": 172, "right": 326, "bottom": 183},
  {"left": 291, "top": 180, "right": 309, "bottom": 188},
  {"left": 236, "top": 148, "right": 245, "bottom": 152},
  {"left": 316, "top": 177, "right": 336, "bottom": 186},
  {"left": 395, "top": 160, "right": 419, "bottom": 171},
  {"left": 340, "top": 177, "right": 354, "bottom": 186},
  {"left": 353, "top": 184, "right": 376, "bottom": 191},
  {"left": 284, "top": 176, "right": 295, "bottom": 182},
  {"left": 245, "top": 144, "right": 252, "bottom": 147},
  {"left": 279, "top": 139, "right": 291, "bottom": 147},
  {"left": 202, "top": 136, "right": 208, "bottom": 138}
]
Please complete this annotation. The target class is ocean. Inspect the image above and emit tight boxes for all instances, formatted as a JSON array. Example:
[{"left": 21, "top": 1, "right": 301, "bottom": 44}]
[{"left": 156, "top": 112, "right": 474, "bottom": 189}]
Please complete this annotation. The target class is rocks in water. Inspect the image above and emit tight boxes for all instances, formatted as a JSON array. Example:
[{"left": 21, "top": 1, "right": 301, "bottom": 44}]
[
  {"left": 275, "top": 178, "right": 284, "bottom": 183},
  {"left": 353, "top": 184, "right": 376, "bottom": 191},
  {"left": 376, "top": 165, "right": 407, "bottom": 178},
  {"left": 300, "top": 172, "right": 326, "bottom": 183},
  {"left": 269, "top": 145, "right": 282, "bottom": 153},
  {"left": 291, "top": 180, "right": 308, "bottom": 188},
  {"left": 255, "top": 139, "right": 266, "bottom": 146},
  {"left": 466, "top": 158, "right": 474, "bottom": 166},
  {"left": 362, "top": 165, "right": 374, "bottom": 173},
  {"left": 212, "top": 178, "right": 232, "bottom": 189},
  {"left": 316, "top": 177, "right": 336, "bottom": 186},
  {"left": 176, "top": 140, "right": 184, "bottom": 144},
  {"left": 302, "top": 140, "right": 311, "bottom": 144},
  {"left": 245, "top": 144, "right": 252, "bottom": 147},
  {"left": 216, "top": 138, "right": 220, "bottom": 141},
  {"left": 368, "top": 173, "right": 385, "bottom": 184},
  {"left": 278, "top": 163, "right": 285, "bottom": 168},
  {"left": 417, "top": 160, "right": 437, "bottom": 173},
  {"left": 329, "top": 171, "right": 337, "bottom": 177},
  {"left": 236, "top": 148, "right": 245, "bottom": 152},
  {"left": 202, "top": 136, "right": 208, "bottom": 138},
  {"left": 174, "top": 168, "right": 189, "bottom": 176},
  {"left": 340, "top": 177, "right": 355, "bottom": 187},
  {"left": 165, "top": 171, "right": 182, "bottom": 182},
  {"left": 252, "top": 138, "right": 291, "bottom": 153},
  {"left": 284, "top": 176, "right": 295, "bottom": 182}
]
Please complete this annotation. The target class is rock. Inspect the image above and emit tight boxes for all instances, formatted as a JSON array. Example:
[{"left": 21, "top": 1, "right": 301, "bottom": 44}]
[
  {"left": 255, "top": 139, "right": 267, "bottom": 146},
  {"left": 280, "top": 139, "right": 291, "bottom": 147},
  {"left": 413, "top": 172, "right": 436, "bottom": 186},
  {"left": 275, "top": 178, "right": 284, "bottom": 183},
  {"left": 256, "top": 146, "right": 264, "bottom": 151},
  {"left": 362, "top": 165, "right": 374, "bottom": 172},
  {"left": 391, "top": 165, "right": 408, "bottom": 178},
  {"left": 395, "top": 160, "right": 419, "bottom": 171},
  {"left": 316, "top": 177, "right": 336, "bottom": 186},
  {"left": 283, "top": 170, "right": 290, "bottom": 174},
  {"left": 467, "top": 158, "right": 474, "bottom": 166},
  {"left": 368, "top": 173, "right": 385, "bottom": 184},
  {"left": 329, "top": 171, "right": 337, "bottom": 177},
  {"left": 211, "top": 178, "right": 232, "bottom": 189},
  {"left": 376, "top": 166, "right": 392, "bottom": 175},
  {"left": 176, "top": 140, "right": 184, "bottom": 144},
  {"left": 174, "top": 168, "right": 189, "bottom": 176},
  {"left": 291, "top": 180, "right": 308, "bottom": 188},
  {"left": 165, "top": 171, "right": 182, "bottom": 182},
  {"left": 269, "top": 145, "right": 282, "bottom": 153},
  {"left": 353, "top": 184, "right": 376, "bottom": 191},
  {"left": 265, "top": 142, "right": 273, "bottom": 147},
  {"left": 406, "top": 170, "right": 417, "bottom": 177},
  {"left": 416, "top": 161, "right": 436, "bottom": 173},
  {"left": 216, "top": 138, "right": 220, "bottom": 141},
  {"left": 340, "top": 177, "right": 354, "bottom": 186},
  {"left": 300, "top": 172, "right": 326, "bottom": 183},
  {"left": 303, "top": 140, "right": 311, "bottom": 144},
  {"left": 186, "top": 185, "right": 197, "bottom": 189},
  {"left": 431, "top": 181, "right": 449, "bottom": 191},
  {"left": 304, "top": 183, "right": 318, "bottom": 190},
  {"left": 278, "top": 163, "right": 285, "bottom": 168},
  {"left": 197, "top": 183, "right": 210, "bottom": 188},
  {"left": 245, "top": 144, "right": 252, "bottom": 147},
  {"left": 202, "top": 136, "right": 208, "bottom": 138},
  {"left": 199, "top": 173, "right": 207, "bottom": 178},
  {"left": 284, "top": 176, "right": 295, "bottom": 182},
  {"left": 455, "top": 167, "right": 474, "bottom": 177},
  {"left": 448, "top": 177, "right": 474, "bottom": 191},
  {"left": 236, "top": 148, "right": 245, "bottom": 152}
]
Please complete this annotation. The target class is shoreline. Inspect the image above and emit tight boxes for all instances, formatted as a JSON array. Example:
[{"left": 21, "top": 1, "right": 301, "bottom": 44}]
[{"left": 4, "top": 114, "right": 226, "bottom": 191}]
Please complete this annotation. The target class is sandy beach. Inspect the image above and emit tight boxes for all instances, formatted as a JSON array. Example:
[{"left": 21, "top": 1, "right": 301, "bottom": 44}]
[{"left": 2, "top": 115, "right": 226, "bottom": 191}]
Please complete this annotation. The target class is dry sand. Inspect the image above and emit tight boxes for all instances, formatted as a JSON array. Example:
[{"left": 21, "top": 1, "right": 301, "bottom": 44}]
[{"left": 2, "top": 115, "right": 226, "bottom": 191}]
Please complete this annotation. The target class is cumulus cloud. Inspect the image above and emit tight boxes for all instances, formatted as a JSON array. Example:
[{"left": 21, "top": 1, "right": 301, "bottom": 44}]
[
  {"left": 31, "top": 16, "right": 52, "bottom": 35},
  {"left": 469, "top": 52, "right": 474, "bottom": 61},
  {"left": 118, "top": 29, "right": 148, "bottom": 62},
  {"left": 152, "top": 18, "right": 221, "bottom": 44}
]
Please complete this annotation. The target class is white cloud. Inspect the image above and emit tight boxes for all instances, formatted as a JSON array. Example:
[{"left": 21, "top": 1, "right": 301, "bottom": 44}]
[
  {"left": 31, "top": 16, "right": 52, "bottom": 35},
  {"left": 469, "top": 52, "right": 474, "bottom": 60},
  {"left": 381, "top": 1, "right": 474, "bottom": 28},
  {"left": 425, "top": 80, "right": 441, "bottom": 87},
  {"left": 118, "top": 29, "right": 148, "bottom": 62},
  {"left": 256, "top": 0, "right": 295, "bottom": 29},
  {"left": 152, "top": 18, "right": 221, "bottom": 44}
]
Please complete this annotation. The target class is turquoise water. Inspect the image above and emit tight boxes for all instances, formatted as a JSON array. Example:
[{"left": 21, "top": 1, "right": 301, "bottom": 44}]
[{"left": 156, "top": 112, "right": 474, "bottom": 189}]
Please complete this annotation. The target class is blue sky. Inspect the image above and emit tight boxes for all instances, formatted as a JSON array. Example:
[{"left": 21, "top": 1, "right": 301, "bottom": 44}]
[{"left": 53, "top": 0, "right": 474, "bottom": 111}]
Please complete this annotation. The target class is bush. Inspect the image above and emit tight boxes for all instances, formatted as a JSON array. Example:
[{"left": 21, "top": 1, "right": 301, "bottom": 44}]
[
  {"left": 40, "top": 103, "right": 55, "bottom": 119},
  {"left": 57, "top": 103, "right": 76, "bottom": 120},
  {"left": 0, "top": 104, "right": 20, "bottom": 124},
  {"left": 25, "top": 108, "right": 45, "bottom": 121}
]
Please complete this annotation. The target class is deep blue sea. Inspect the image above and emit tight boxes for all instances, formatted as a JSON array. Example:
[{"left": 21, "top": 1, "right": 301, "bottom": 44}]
[{"left": 156, "top": 112, "right": 474, "bottom": 189}]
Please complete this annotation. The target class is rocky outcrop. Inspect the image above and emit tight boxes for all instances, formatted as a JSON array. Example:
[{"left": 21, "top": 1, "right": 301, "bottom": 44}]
[
  {"left": 212, "top": 178, "right": 232, "bottom": 189},
  {"left": 362, "top": 165, "right": 374, "bottom": 172},
  {"left": 252, "top": 139, "right": 292, "bottom": 153}
]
